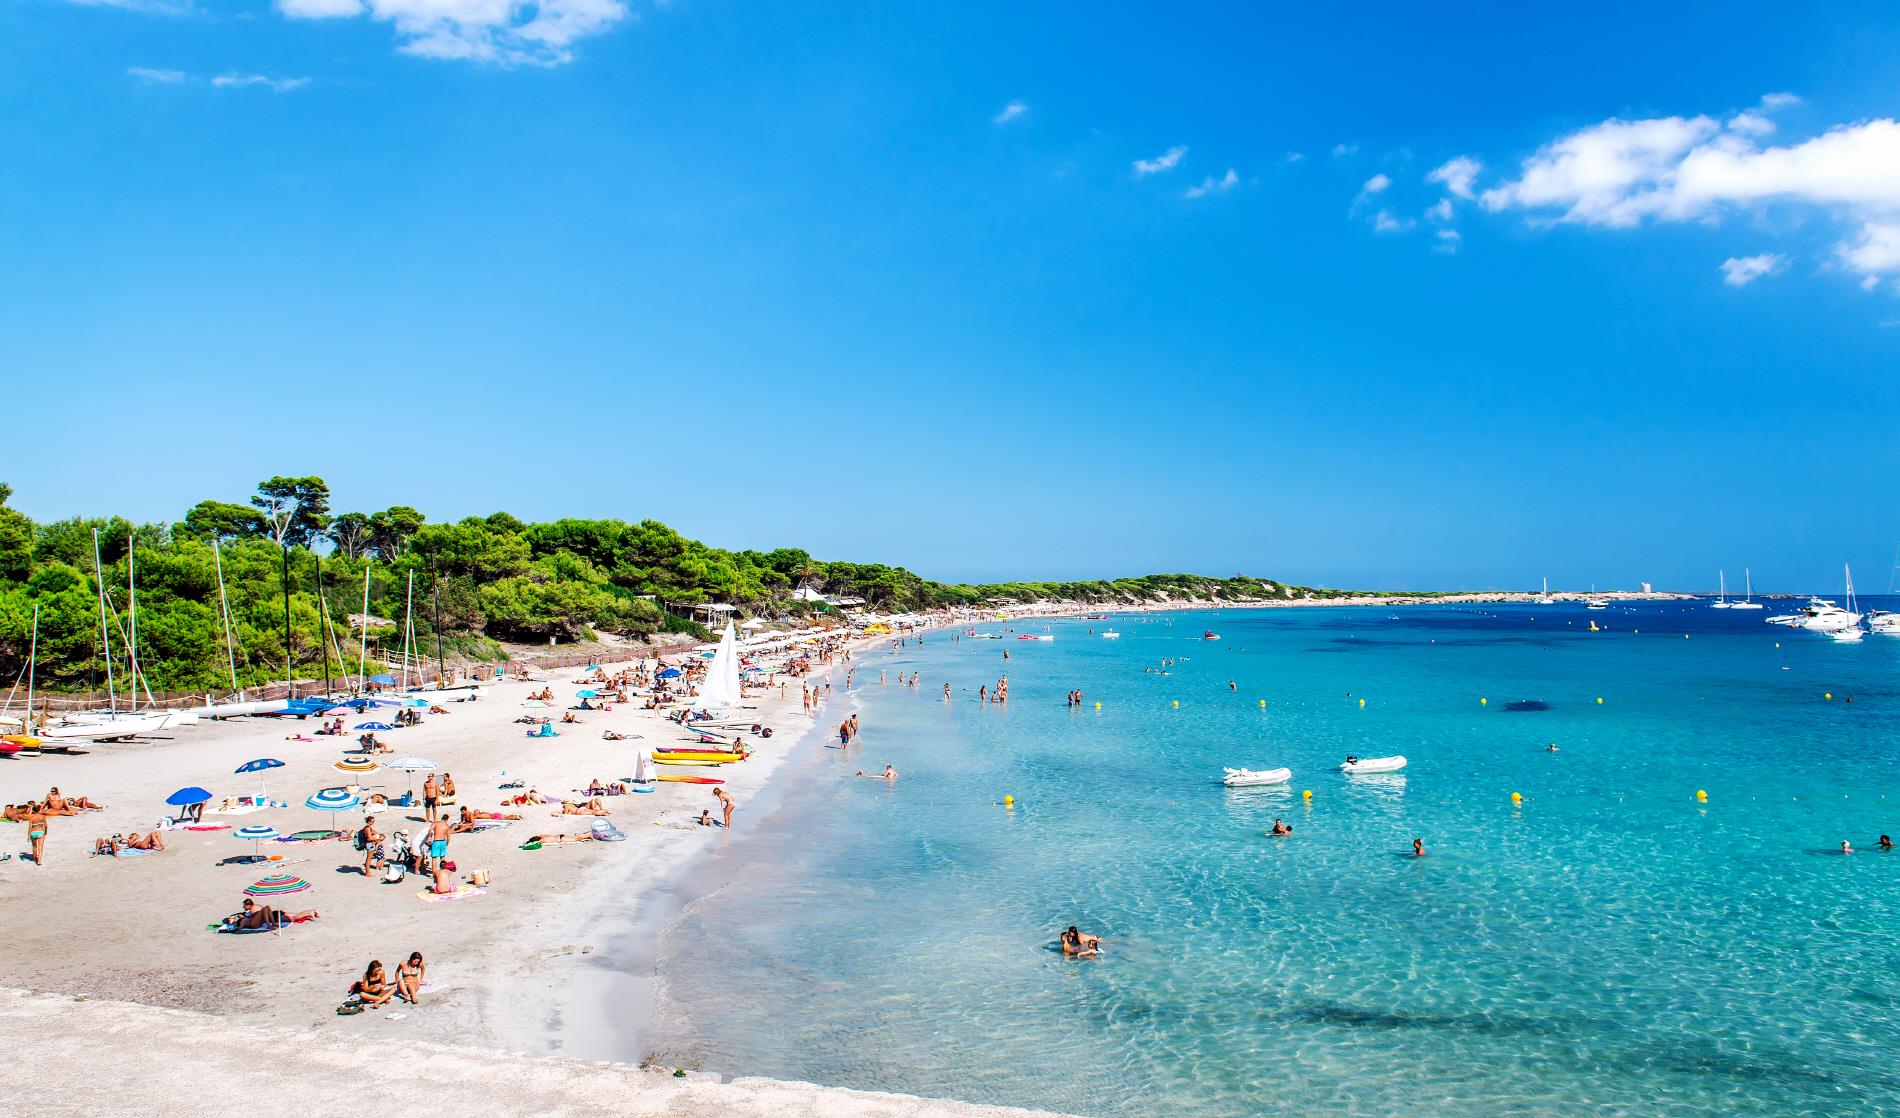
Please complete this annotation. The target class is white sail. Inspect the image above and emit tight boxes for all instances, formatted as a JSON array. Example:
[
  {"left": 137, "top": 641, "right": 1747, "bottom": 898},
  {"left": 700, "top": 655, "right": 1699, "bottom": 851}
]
[{"left": 698, "top": 621, "right": 743, "bottom": 710}]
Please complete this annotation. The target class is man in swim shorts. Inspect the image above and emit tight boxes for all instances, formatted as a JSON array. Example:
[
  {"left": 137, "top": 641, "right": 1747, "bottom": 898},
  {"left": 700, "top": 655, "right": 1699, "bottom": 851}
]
[{"left": 426, "top": 815, "right": 453, "bottom": 893}]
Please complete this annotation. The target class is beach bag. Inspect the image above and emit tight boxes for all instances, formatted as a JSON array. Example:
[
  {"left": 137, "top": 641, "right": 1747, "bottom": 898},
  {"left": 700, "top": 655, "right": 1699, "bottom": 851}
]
[
  {"left": 353, "top": 829, "right": 366, "bottom": 851},
  {"left": 382, "top": 861, "right": 406, "bottom": 884}
]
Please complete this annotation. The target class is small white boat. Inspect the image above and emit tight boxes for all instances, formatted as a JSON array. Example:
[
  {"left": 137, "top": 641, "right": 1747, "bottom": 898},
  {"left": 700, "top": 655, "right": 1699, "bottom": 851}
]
[
  {"left": 1729, "top": 568, "right": 1764, "bottom": 611},
  {"left": 1711, "top": 570, "right": 1732, "bottom": 608},
  {"left": 1223, "top": 766, "right": 1292, "bottom": 787},
  {"left": 1585, "top": 597, "right": 1609, "bottom": 610},
  {"left": 1339, "top": 755, "right": 1407, "bottom": 774},
  {"left": 1202, "top": 631, "right": 1221, "bottom": 641},
  {"left": 1869, "top": 611, "right": 1900, "bottom": 635},
  {"left": 1099, "top": 630, "right": 1121, "bottom": 639}
]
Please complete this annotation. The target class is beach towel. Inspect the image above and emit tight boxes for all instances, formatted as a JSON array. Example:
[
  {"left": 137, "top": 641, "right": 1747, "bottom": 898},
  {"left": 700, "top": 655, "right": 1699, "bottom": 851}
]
[
  {"left": 92, "top": 846, "right": 150, "bottom": 858},
  {"left": 278, "top": 830, "right": 343, "bottom": 843},
  {"left": 467, "top": 820, "right": 513, "bottom": 833},
  {"left": 417, "top": 884, "right": 485, "bottom": 903}
]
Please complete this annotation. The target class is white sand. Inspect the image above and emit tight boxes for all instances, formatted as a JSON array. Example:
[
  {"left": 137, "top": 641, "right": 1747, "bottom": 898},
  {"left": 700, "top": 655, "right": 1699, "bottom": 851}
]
[
  {"left": 0, "top": 652, "right": 851, "bottom": 1059},
  {"left": 0, "top": 987, "right": 1079, "bottom": 1118}
]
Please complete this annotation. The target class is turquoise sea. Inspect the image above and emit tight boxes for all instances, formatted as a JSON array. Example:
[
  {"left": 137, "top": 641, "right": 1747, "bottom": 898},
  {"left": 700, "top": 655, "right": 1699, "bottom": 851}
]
[{"left": 645, "top": 603, "right": 1900, "bottom": 1117}]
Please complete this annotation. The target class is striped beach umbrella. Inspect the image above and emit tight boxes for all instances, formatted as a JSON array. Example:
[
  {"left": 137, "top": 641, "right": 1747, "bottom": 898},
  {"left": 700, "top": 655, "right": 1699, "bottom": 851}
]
[
  {"left": 305, "top": 787, "right": 362, "bottom": 812},
  {"left": 334, "top": 758, "right": 381, "bottom": 775},
  {"left": 244, "top": 873, "right": 310, "bottom": 897},
  {"left": 354, "top": 721, "right": 394, "bottom": 731},
  {"left": 385, "top": 756, "right": 436, "bottom": 771},
  {"left": 233, "top": 823, "right": 281, "bottom": 855}
]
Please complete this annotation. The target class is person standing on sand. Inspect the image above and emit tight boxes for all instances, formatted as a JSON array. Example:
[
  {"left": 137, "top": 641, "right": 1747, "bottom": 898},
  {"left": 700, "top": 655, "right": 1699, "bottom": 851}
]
[
  {"left": 24, "top": 801, "right": 48, "bottom": 865},
  {"left": 713, "top": 787, "right": 735, "bottom": 830},
  {"left": 358, "top": 814, "right": 383, "bottom": 877},
  {"left": 422, "top": 774, "right": 439, "bottom": 821},
  {"left": 427, "top": 814, "right": 454, "bottom": 893}
]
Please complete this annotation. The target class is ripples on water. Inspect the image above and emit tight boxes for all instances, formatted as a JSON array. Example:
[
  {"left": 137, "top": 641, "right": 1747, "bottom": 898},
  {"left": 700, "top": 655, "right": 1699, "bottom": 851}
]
[{"left": 647, "top": 603, "right": 1900, "bottom": 1117}]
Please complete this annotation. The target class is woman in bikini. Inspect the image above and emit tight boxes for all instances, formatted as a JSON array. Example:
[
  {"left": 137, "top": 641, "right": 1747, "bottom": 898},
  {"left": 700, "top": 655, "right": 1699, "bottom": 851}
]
[
  {"left": 25, "top": 802, "right": 47, "bottom": 865},
  {"left": 396, "top": 952, "right": 426, "bottom": 1004},
  {"left": 350, "top": 960, "right": 394, "bottom": 1007}
]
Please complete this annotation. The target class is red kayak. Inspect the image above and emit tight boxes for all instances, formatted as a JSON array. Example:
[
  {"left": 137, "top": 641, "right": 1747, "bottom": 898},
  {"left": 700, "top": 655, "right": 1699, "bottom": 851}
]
[{"left": 656, "top": 774, "right": 724, "bottom": 785}]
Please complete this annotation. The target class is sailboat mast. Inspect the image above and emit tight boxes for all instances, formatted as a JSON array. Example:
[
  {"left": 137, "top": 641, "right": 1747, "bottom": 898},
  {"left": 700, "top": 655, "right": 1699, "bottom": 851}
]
[
  {"left": 212, "top": 540, "right": 240, "bottom": 696},
  {"left": 315, "top": 550, "right": 332, "bottom": 697},
  {"left": 127, "top": 533, "right": 137, "bottom": 712},
  {"left": 92, "top": 529, "right": 117, "bottom": 714},
  {"left": 402, "top": 571, "right": 415, "bottom": 690},
  {"left": 432, "top": 568, "right": 446, "bottom": 686},
  {"left": 358, "top": 561, "right": 371, "bottom": 694},
  {"left": 26, "top": 603, "right": 38, "bottom": 729}
]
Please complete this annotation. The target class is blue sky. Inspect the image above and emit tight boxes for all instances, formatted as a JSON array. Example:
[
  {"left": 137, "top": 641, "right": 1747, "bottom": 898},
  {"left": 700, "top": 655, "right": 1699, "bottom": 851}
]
[{"left": 4, "top": 1, "right": 1900, "bottom": 592}]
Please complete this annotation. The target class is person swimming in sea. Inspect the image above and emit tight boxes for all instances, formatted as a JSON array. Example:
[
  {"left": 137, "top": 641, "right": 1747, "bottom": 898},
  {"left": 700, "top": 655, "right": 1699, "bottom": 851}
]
[
  {"left": 1059, "top": 926, "right": 1102, "bottom": 957},
  {"left": 1841, "top": 840, "right": 1855, "bottom": 854},
  {"left": 1881, "top": 834, "right": 1894, "bottom": 850},
  {"left": 1269, "top": 818, "right": 1292, "bottom": 836},
  {"left": 1546, "top": 742, "right": 1560, "bottom": 752},
  {"left": 1413, "top": 838, "right": 1425, "bottom": 857}
]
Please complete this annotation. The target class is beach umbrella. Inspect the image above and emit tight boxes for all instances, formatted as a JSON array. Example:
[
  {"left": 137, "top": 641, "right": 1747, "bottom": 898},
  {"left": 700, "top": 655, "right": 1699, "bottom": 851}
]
[
  {"left": 234, "top": 758, "right": 286, "bottom": 800},
  {"left": 657, "top": 668, "right": 682, "bottom": 679},
  {"left": 576, "top": 689, "right": 598, "bottom": 698},
  {"left": 233, "top": 823, "right": 281, "bottom": 855},
  {"left": 521, "top": 700, "right": 547, "bottom": 709},
  {"left": 244, "top": 873, "right": 311, "bottom": 898},
  {"left": 402, "top": 697, "right": 431, "bottom": 708},
  {"left": 305, "top": 787, "right": 362, "bottom": 812},
  {"left": 334, "top": 758, "right": 381, "bottom": 775},
  {"left": 369, "top": 673, "right": 397, "bottom": 685},
  {"left": 166, "top": 786, "right": 213, "bottom": 807},
  {"left": 354, "top": 721, "right": 394, "bottom": 731},
  {"left": 385, "top": 756, "right": 437, "bottom": 771}
]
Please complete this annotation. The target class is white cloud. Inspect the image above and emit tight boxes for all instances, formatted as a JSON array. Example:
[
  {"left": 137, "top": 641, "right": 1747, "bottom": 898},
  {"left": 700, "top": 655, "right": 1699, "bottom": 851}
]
[
  {"left": 127, "top": 66, "right": 188, "bottom": 83},
  {"left": 1282, "top": 151, "right": 1305, "bottom": 164},
  {"left": 1133, "top": 144, "right": 1187, "bottom": 177},
  {"left": 1719, "top": 253, "right": 1787, "bottom": 286},
  {"left": 1760, "top": 92, "right": 1803, "bottom": 110},
  {"left": 275, "top": 0, "right": 630, "bottom": 65},
  {"left": 1427, "top": 155, "right": 1482, "bottom": 199},
  {"left": 991, "top": 100, "right": 1027, "bottom": 125},
  {"left": 1426, "top": 198, "right": 1454, "bottom": 223},
  {"left": 1363, "top": 173, "right": 1391, "bottom": 194},
  {"left": 1838, "top": 223, "right": 1900, "bottom": 276},
  {"left": 1372, "top": 210, "right": 1412, "bottom": 234},
  {"left": 1435, "top": 228, "right": 1462, "bottom": 253},
  {"left": 61, "top": 0, "right": 191, "bottom": 13},
  {"left": 1331, "top": 142, "right": 1358, "bottom": 157},
  {"left": 1184, "top": 168, "right": 1239, "bottom": 199},
  {"left": 212, "top": 73, "right": 311, "bottom": 92},
  {"left": 278, "top": 0, "right": 365, "bottom": 14},
  {"left": 1474, "top": 96, "right": 1900, "bottom": 286}
]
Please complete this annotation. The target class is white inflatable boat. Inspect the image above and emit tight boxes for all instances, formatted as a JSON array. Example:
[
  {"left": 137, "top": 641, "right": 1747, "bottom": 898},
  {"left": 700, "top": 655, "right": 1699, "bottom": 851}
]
[
  {"left": 1338, "top": 755, "right": 1407, "bottom": 774},
  {"left": 1223, "top": 766, "right": 1292, "bottom": 787}
]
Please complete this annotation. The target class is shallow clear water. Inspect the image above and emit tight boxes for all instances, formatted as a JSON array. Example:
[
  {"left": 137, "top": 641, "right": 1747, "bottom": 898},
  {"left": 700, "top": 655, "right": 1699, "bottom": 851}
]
[{"left": 647, "top": 602, "right": 1900, "bottom": 1117}]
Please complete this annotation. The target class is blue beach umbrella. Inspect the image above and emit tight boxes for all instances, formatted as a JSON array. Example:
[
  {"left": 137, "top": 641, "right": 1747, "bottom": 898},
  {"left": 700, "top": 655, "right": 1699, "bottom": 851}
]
[
  {"left": 305, "top": 787, "right": 362, "bottom": 812},
  {"left": 234, "top": 758, "right": 286, "bottom": 800},
  {"left": 369, "top": 673, "right": 397, "bottom": 685},
  {"left": 657, "top": 668, "right": 682, "bottom": 679},
  {"left": 354, "top": 722, "right": 394, "bottom": 731},
  {"left": 166, "top": 786, "right": 213, "bottom": 807},
  {"left": 402, "top": 698, "right": 431, "bottom": 708},
  {"left": 576, "top": 690, "right": 599, "bottom": 698}
]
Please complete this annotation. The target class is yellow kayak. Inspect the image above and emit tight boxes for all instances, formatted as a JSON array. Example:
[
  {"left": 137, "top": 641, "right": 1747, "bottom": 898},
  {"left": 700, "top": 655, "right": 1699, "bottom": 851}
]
[
  {"left": 651, "top": 756, "right": 737, "bottom": 766},
  {"left": 652, "top": 751, "right": 746, "bottom": 762}
]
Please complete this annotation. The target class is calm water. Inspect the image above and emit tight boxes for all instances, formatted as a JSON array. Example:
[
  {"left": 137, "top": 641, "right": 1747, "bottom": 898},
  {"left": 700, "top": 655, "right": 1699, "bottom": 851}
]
[{"left": 645, "top": 602, "right": 1900, "bottom": 1117}]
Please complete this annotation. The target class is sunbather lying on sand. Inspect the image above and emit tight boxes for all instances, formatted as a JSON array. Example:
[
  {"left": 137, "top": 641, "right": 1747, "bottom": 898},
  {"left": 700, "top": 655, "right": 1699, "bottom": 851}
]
[
  {"left": 224, "top": 899, "right": 319, "bottom": 930},
  {"left": 43, "top": 789, "right": 101, "bottom": 815},
  {"left": 553, "top": 799, "right": 611, "bottom": 817},
  {"left": 94, "top": 831, "right": 166, "bottom": 855},
  {"left": 457, "top": 807, "right": 523, "bottom": 829},
  {"left": 522, "top": 832, "right": 595, "bottom": 847}
]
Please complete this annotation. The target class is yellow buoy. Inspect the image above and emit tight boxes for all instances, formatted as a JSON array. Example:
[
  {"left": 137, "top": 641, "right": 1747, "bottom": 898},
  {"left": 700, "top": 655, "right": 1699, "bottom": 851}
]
[
  {"left": 1695, "top": 790, "right": 1707, "bottom": 802},
  {"left": 1094, "top": 701, "right": 1101, "bottom": 710},
  {"left": 1357, "top": 698, "right": 1365, "bottom": 708},
  {"left": 1259, "top": 699, "right": 1266, "bottom": 708},
  {"left": 1003, "top": 794, "right": 1014, "bottom": 806},
  {"left": 1301, "top": 789, "right": 1312, "bottom": 800},
  {"left": 1172, "top": 700, "right": 1179, "bottom": 709},
  {"left": 1825, "top": 693, "right": 1833, "bottom": 701},
  {"left": 1596, "top": 697, "right": 1603, "bottom": 705},
  {"left": 1480, "top": 697, "right": 1488, "bottom": 705},
  {"left": 1510, "top": 791, "right": 1522, "bottom": 803}
]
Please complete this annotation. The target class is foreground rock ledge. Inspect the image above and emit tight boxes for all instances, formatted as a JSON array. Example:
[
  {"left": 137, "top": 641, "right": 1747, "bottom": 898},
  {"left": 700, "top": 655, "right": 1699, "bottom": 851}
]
[{"left": 0, "top": 988, "right": 1079, "bottom": 1118}]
